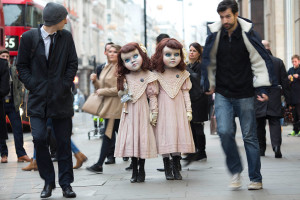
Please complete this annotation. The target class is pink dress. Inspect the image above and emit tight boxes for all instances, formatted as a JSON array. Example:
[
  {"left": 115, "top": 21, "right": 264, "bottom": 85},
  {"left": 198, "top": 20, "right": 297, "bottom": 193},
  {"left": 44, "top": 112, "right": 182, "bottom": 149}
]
[
  {"left": 154, "top": 68, "right": 195, "bottom": 154},
  {"left": 114, "top": 70, "right": 158, "bottom": 159}
]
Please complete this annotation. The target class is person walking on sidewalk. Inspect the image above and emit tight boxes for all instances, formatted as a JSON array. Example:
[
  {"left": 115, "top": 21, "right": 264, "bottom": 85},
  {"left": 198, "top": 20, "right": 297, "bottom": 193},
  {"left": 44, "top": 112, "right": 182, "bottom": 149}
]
[
  {"left": 0, "top": 49, "right": 31, "bottom": 164},
  {"left": 255, "top": 40, "right": 291, "bottom": 158},
  {"left": 287, "top": 54, "right": 300, "bottom": 136},
  {"left": 202, "top": 0, "right": 276, "bottom": 190},
  {"left": 0, "top": 55, "right": 10, "bottom": 144},
  {"left": 16, "top": 2, "right": 78, "bottom": 198}
]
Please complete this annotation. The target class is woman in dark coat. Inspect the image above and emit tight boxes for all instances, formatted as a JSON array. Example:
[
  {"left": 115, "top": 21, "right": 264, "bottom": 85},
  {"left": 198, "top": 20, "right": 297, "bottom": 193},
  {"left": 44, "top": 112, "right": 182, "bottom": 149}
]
[
  {"left": 184, "top": 42, "right": 208, "bottom": 165},
  {"left": 0, "top": 58, "right": 10, "bottom": 140}
]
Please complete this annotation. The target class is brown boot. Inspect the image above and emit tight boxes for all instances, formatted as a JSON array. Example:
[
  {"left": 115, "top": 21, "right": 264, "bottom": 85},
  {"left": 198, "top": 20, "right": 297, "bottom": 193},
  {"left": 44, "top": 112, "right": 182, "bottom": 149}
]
[
  {"left": 73, "top": 152, "right": 88, "bottom": 169},
  {"left": 22, "top": 158, "right": 38, "bottom": 171}
]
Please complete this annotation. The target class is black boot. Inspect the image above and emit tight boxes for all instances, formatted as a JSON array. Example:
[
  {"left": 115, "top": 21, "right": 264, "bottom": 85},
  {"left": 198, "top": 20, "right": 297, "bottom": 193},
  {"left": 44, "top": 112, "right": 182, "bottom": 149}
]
[
  {"left": 273, "top": 146, "right": 282, "bottom": 158},
  {"left": 163, "top": 157, "right": 174, "bottom": 180},
  {"left": 137, "top": 159, "right": 145, "bottom": 183},
  {"left": 130, "top": 157, "right": 138, "bottom": 183},
  {"left": 172, "top": 156, "right": 182, "bottom": 180}
]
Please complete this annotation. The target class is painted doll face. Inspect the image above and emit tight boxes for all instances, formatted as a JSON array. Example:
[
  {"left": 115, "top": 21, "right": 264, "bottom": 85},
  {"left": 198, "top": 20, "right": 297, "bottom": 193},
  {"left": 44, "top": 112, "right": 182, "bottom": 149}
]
[
  {"left": 121, "top": 49, "right": 143, "bottom": 71},
  {"left": 163, "top": 46, "right": 181, "bottom": 68}
]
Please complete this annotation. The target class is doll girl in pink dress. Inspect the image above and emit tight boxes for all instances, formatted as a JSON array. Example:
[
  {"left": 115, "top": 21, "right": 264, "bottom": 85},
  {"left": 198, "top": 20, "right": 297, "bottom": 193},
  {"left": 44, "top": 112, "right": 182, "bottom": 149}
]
[
  {"left": 151, "top": 38, "right": 195, "bottom": 180},
  {"left": 114, "top": 42, "right": 158, "bottom": 183}
]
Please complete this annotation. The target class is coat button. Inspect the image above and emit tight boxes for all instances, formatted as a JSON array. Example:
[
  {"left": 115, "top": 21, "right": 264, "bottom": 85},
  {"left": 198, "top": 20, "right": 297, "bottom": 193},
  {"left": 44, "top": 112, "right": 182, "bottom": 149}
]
[
  {"left": 140, "top": 78, "right": 144, "bottom": 82},
  {"left": 176, "top": 74, "right": 179, "bottom": 78}
]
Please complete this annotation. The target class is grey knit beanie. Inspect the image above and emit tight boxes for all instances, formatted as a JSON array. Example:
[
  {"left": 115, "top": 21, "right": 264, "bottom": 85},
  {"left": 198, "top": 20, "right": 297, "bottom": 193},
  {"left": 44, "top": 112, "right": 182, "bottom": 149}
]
[{"left": 43, "top": 2, "right": 68, "bottom": 26}]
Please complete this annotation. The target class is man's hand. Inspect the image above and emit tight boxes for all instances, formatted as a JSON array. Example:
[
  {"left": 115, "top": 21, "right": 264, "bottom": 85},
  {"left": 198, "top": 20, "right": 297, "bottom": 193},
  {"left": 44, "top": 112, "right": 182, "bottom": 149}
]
[
  {"left": 293, "top": 74, "right": 299, "bottom": 79},
  {"left": 205, "top": 87, "right": 215, "bottom": 95},
  {"left": 90, "top": 73, "right": 97, "bottom": 81},
  {"left": 257, "top": 93, "right": 269, "bottom": 102}
]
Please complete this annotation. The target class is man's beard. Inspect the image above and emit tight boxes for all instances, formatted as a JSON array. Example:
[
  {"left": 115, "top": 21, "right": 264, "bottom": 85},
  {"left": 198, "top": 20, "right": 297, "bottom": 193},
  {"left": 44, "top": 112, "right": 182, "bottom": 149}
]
[{"left": 223, "top": 23, "right": 234, "bottom": 30}]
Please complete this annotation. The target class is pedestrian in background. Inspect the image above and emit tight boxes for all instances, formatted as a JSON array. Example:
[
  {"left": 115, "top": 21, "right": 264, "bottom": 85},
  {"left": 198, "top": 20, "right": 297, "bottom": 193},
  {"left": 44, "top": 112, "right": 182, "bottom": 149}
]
[
  {"left": 17, "top": 2, "right": 78, "bottom": 198},
  {"left": 0, "top": 54, "right": 10, "bottom": 143},
  {"left": 202, "top": 0, "right": 276, "bottom": 190},
  {"left": 0, "top": 49, "right": 31, "bottom": 164},
  {"left": 86, "top": 44, "right": 123, "bottom": 174},
  {"left": 287, "top": 54, "right": 300, "bottom": 136},
  {"left": 255, "top": 40, "right": 291, "bottom": 158},
  {"left": 183, "top": 42, "right": 209, "bottom": 165}
]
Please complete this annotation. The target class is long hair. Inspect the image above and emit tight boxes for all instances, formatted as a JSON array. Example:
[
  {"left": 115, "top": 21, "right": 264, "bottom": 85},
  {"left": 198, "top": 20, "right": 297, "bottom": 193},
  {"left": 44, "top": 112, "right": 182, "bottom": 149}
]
[
  {"left": 189, "top": 42, "right": 203, "bottom": 63},
  {"left": 151, "top": 38, "right": 186, "bottom": 73},
  {"left": 117, "top": 42, "right": 150, "bottom": 90}
]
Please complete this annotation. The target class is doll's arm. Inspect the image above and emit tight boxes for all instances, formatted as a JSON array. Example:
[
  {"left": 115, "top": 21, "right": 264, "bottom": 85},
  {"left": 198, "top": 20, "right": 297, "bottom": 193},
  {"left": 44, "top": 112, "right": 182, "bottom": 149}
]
[
  {"left": 147, "top": 81, "right": 159, "bottom": 125},
  {"left": 182, "top": 78, "right": 193, "bottom": 121}
]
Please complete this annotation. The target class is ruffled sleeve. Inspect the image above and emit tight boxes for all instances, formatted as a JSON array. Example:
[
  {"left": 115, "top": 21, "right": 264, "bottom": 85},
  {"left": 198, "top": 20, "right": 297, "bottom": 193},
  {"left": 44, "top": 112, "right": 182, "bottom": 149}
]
[
  {"left": 181, "top": 77, "right": 192, "bottom": 111},
  {"left": 146, "top": 80, "right": 159, "bottom": 113}
]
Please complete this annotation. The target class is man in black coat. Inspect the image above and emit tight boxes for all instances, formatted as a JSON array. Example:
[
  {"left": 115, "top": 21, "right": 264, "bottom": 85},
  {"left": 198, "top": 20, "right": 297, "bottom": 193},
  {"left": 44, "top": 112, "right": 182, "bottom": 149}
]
[
  {"left": 0, "top": 58, "right": 10, "bottom": 141},
  {"left": 16, "top": 2, "right": 78, "bottom": 198},
  {"left": 255, "top": 40, "right": 291, "bottom": 158}
]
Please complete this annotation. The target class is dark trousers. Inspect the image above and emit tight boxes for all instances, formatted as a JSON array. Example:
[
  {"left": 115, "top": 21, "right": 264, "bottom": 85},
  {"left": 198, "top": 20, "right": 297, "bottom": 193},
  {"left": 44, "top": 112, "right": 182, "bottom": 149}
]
[
  {"left": 30, "top": 117, "right": 73, "bottom": 189},
  {"left": 256, "top": 116, "right": 282, "bottom": 152},
  {"left": 0, "top": 102, "right": 26, "bottom": 157},
  {"left": 190, "top": 122, "right": 206, "bottom": 154},
  {"left": 292, "top": 103, "right": 300, "bottom": 132},
  {"left": 96, "top": 119, "right": 120, "bottom": 166}
]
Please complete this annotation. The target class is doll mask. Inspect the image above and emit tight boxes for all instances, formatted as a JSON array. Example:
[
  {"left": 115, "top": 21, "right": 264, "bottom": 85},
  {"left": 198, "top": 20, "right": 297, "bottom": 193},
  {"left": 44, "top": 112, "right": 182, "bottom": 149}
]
[
  {"left": 121, "top": 49, "right": 143, "bottom": 71},
  {"left": 163, "top": 46, "right": 181, "bottom": 68}
]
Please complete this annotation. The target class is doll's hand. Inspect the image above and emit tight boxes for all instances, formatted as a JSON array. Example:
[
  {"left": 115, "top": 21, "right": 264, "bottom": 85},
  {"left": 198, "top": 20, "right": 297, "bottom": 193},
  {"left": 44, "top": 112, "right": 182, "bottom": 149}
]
[
  {"left": 150, "top": 112, "right": 158, "bottom": 126},
  {"left": 118, "top": 90, "right": 127, "bottom": 98},
  {"left": 187, "top": 111, "right": 193, "bottom": 122}
]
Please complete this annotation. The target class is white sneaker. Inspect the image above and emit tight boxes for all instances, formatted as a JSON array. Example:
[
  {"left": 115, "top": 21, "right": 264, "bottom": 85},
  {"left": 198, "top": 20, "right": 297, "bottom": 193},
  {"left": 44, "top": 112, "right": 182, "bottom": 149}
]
[
  {"left": 229, "top": 173, "right": 242, "bottom": 190},
  {"left": 248, "top": 181, "right": 263, "bottom": 190}
]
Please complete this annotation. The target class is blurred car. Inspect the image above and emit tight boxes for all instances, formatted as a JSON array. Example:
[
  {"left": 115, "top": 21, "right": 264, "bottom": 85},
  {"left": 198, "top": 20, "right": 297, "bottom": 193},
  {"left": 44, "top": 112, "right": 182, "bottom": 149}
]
[{"left": 73, "top": 89, "right": 85, "bottom": 112}]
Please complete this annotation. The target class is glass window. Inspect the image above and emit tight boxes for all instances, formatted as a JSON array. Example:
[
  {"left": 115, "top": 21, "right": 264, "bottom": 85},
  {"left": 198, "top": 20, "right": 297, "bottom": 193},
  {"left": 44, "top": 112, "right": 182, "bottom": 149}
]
[
  {"left": 3, "top": 4, "right": 25, "bottom": 26},
  {"left": 25, "top": 5, "right": 43, "bottom": 28}
]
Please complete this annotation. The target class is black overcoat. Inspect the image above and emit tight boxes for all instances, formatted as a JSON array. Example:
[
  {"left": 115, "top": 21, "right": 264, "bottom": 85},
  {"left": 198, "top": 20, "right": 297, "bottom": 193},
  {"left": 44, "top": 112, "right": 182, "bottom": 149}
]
[
  {"left": 0, "top": 58, "right": 10, "bottom": 139},
  {"left": 287, "top": 65, "right": 300, "bottom": 105},
  {"left": 187, "top": 62, "right": 209, "bottom": 122},
  {"left": 255, "top": 54, "right": 291, "bottom": 118},
  {"left": 16, "top": 27, "right": 78, "bottom": 118}
]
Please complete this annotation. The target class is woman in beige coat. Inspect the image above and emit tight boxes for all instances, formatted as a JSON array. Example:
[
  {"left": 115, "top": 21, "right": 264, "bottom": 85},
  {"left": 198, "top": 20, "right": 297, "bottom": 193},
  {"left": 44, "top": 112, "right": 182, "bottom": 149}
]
[{"left": 86, "top": 44, "right": 123, "bottom": 173}]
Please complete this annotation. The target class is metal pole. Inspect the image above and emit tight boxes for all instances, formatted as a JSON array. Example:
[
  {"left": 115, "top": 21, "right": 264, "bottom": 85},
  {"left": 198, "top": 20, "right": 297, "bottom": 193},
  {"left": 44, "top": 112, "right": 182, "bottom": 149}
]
[{"left": 144, "top": 0, "right": 147, "bottom": 48}]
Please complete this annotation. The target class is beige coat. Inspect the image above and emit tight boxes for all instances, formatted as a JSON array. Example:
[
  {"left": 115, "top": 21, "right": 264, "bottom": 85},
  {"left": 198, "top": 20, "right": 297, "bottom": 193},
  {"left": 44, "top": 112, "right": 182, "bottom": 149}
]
[{"left": 93, "top": 63, "right": 122, "bottom": 138}]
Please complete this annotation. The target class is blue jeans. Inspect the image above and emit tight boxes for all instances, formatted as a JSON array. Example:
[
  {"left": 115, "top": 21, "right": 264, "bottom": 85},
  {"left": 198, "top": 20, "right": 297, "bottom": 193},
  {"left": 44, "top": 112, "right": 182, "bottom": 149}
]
[
  {"left": 0, "top": 102, "right": 26, "bottom": 158},
  {"left": 215, "top": 93, "right": 262, "bottom": 182}
]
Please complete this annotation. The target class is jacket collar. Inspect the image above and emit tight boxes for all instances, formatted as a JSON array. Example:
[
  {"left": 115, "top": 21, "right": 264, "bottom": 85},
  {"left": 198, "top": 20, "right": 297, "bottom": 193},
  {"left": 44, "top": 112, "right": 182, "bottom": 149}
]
[{"left": 208, "top": 16, "right": 253, "bottom": 34}]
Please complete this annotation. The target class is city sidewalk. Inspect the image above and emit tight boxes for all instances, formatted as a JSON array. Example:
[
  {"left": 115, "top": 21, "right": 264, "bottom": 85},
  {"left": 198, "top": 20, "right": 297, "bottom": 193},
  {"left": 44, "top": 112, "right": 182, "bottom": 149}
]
[{"left": 0, "top": 112, "right": 300, "bottom": 200}]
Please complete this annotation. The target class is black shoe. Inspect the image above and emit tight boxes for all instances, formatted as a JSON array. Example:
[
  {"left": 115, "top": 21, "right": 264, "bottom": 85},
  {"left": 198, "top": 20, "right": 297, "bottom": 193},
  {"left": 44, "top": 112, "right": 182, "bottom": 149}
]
[
  {"left": 130, "top": 157, "right": 138, "bottom": 183},
  {"left": 273, "top": 146, "right": 282, "bottom": 158},
  {"left": 86, "top": 164, "right": 103, "bottom": 173},
  {"left": 156, "top": 167, "right": 165, "bottom": 172},
  {"left": 172, "top": 156, "right": 182, "bottom": 180},
  {"left": 123, "top": 157, "right": 129, "bottom": 161},
  {"left": 125, "top": 163, "right": 133, "bottom": 171},
  {"left": 40, "top": 182, "right": 55, "bottom": 198},
  {"left": 163, "top": 157, "right": 174, "bottom": 180},
  {"left": 62, "top": 186, "right": 76, "bottom": 198},
  {"left": 183, "top": 153, "right": 197, "bottom": 166},
  {"left": 104, "top": 158, "right": 115, "bottom": 165},
  {"left": 195, "top": 152, "right": 207, "bottom": 161}
]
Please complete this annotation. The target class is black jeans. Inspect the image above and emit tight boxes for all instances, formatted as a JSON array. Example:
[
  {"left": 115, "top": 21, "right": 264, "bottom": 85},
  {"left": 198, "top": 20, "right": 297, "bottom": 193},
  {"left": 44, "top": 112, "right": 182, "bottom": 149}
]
[
  {"left": 96, "top": 119, "right": 120, "bottom": 166},
  {"left": 256, "top": 116, "right": 281, "bottom": 152},
  {"left": 293, "top": 103, "right": 300, "bottom": 132},
  {"left": 30, "top": 117, "right": 73, "bottom": 190},
  {"left": 190, "top": 122, "right": 206, "bottom": 154}
]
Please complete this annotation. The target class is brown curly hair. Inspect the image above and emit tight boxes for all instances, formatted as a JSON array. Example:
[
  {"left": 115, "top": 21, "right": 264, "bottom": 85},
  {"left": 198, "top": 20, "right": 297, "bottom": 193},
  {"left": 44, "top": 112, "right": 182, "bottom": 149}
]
[
  {"left": 117, "top": 42, "right": 151, "bottom": 90},
  {"left": 150, "top": 38, "right": 186, "bottom": 73}
]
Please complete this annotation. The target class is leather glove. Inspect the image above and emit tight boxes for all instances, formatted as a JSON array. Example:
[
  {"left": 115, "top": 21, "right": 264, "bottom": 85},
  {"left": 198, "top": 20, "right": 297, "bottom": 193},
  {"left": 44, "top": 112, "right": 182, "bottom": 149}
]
[
  {"left": 187, "top": 111, "right": 193, "bottom": 122},
  {"left": 150, "top": 112, "right": 158, "bottom": 126}
]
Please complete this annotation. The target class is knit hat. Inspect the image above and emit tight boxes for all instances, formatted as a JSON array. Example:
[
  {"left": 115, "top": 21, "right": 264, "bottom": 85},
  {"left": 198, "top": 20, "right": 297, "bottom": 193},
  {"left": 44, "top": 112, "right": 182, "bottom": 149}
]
[{"left": 43, "top": 2, "right": 68, "bottom": 26}]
